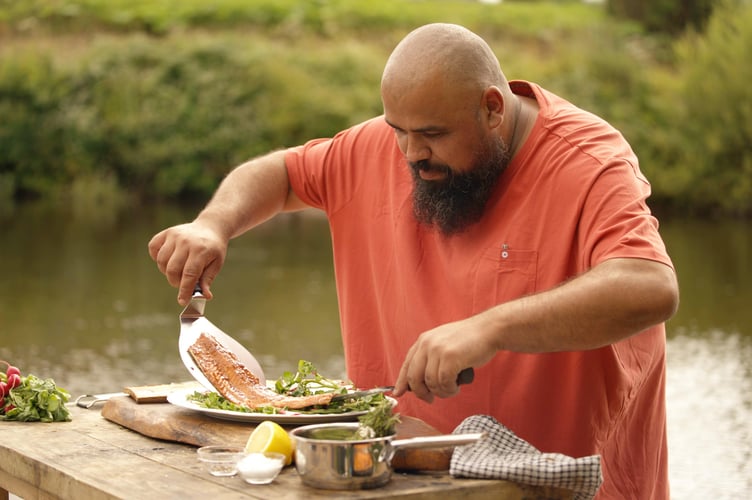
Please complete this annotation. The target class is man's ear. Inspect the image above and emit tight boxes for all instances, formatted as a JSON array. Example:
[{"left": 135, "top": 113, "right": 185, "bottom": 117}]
[{"left": 482, "top": 86, "right": 505, "bottom": 130}]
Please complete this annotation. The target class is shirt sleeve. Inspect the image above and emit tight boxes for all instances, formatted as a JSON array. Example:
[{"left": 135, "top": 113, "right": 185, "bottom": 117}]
[
  {"left": 284, "top": 117, "right": 395, "bottom": 216},
  {"left": 578, "top": 156, "right": 673, "bottom": 270}
]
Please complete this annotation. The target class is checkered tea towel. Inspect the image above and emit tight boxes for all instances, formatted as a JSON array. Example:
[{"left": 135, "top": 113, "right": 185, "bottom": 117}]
[{"left": 450, "top": 415, "right": 602, "bottom": 500}]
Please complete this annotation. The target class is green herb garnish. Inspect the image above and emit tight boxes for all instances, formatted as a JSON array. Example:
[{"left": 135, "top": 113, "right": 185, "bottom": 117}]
[
  {"left": 274, "top": 359, "right": 348, "bottom": 397},
  {"left": 357, "top": 398, "right": 400, "bottom": 438},
  {"left": 187, "top": 390, "right": 260, "bottom": 413}
]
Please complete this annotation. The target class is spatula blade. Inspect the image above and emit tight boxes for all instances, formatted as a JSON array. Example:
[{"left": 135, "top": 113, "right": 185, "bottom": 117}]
[{"left": 178, "top": 287, "right": 266, "bottom": 391}]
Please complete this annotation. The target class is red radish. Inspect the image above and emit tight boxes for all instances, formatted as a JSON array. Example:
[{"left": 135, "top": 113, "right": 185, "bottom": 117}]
[
  {"left": 0, "top": 381, "right": 7, "bottom": 398},
  {"left": 0, "top": 360, "right": 21, "bottom": 379},
  {"left": 7, "top": 374, "right": 21, "bottom": 390}
]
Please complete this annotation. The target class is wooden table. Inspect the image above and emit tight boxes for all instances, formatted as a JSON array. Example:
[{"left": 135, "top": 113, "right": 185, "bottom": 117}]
[{"left": 0, "top": 404, "right": 573, "bottom": 499}]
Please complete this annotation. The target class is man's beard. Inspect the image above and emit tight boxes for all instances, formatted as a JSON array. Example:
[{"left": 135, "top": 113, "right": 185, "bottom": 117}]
[{"left": 409, "top": 137, "right": 510, "bottom": 236}]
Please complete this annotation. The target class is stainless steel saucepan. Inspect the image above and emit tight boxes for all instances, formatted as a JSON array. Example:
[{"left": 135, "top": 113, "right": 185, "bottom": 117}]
[{"left": 290, "top": 422, "right": 484, "bottom": 490}]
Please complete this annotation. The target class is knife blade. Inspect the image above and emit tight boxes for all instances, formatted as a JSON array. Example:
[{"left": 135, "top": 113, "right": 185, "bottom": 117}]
[
  {"left": 330, "top": 386, "right": 394, "bottom": 402},
  {"left": 330, "top": 367, "right": 475, "bottom": 403}
]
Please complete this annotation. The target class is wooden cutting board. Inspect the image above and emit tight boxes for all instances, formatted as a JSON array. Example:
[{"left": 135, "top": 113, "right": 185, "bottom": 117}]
[{"left": 101, "top": 396, "right": 452, "bottom": 471}]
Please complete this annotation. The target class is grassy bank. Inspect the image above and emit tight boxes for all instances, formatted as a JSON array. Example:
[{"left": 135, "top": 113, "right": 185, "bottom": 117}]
[{"left": 0, "top": 0, "right": 750, "bottom": 216}]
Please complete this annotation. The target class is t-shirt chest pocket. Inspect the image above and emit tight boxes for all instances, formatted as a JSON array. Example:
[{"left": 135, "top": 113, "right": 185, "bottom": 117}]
[{"left": 472, "top": 245, "right": 539, "bottom": 313}]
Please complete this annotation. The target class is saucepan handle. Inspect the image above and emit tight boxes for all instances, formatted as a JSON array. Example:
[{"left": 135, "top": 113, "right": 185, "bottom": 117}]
[{"left": 390, "top": 432, "right": 486, "bottom": 451}]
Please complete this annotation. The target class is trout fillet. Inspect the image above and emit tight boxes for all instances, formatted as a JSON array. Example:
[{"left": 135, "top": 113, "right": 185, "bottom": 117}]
[{"left": 187, "top": 332, "right": 334, "bottom": 410}]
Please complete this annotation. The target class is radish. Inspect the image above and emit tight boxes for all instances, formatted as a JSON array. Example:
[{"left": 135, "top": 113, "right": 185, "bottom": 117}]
[
  {"left": 7, "top": 374, "right": 21, "bottom": 390},
  {"left": 1, "top": 360, "right": 21, "bottom": 379}
]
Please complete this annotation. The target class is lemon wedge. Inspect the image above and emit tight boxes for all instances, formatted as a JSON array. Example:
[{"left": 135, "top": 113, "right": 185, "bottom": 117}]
[{"left": 245, "top": 420, "right": 294, "bottom": 466}]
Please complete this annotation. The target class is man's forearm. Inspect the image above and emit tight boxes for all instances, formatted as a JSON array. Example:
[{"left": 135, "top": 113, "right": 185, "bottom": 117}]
[
  {"left": 194, "top": 149, "right": 298, "bottom": 241},
  {"left": 482, "top": 257, "right": 680, "bottom": 353}
]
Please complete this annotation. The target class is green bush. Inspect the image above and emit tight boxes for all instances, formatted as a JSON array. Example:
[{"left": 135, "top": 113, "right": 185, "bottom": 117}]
[
  {"left": 0, "top": 53, "right": 78, "bottom": 198},
  {"left": 1, "top": 1, "right": 609, "bottom": 202},
  {"left": 68, "top": 37, "right": 281, "bottom": 198},
  {"left": 607, "top": 0, "right": 718, "bottom": 35},
  {"left": 0, "top": 34, "right": 384, "bottom": 200},
  {"left": 641, "top": 2, "right": 752, "bottom": 215},
  {"left": 0, "top": 0, "right": 606, "bottom": 38},
  {"left": 0, "top": 0, "right": 750, "bottom": 215}
]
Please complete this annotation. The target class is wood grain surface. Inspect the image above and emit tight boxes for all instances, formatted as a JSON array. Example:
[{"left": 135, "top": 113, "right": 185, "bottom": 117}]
[{"left": 1, "top": 402, "right": 575, "bottom": 500}]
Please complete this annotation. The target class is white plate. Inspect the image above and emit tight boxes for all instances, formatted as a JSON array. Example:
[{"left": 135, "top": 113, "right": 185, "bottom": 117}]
[{"left": 166, "top": 388, "right": 396, "bottom": 424}]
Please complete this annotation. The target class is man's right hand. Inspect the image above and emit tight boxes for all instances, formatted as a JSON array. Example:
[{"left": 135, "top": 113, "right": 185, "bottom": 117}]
[{"left": 147, "top": 222, "right": 229, "bottom": 306}]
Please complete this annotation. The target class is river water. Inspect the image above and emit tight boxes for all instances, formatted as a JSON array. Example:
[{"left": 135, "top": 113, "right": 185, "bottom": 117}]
[{"left": 1, "top": 201, "right": 750, "bottom": 499}]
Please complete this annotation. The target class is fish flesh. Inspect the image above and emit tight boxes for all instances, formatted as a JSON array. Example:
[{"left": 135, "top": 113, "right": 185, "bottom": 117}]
[{"left": 187, "top": 332, "right": 335, "bottom": 410}]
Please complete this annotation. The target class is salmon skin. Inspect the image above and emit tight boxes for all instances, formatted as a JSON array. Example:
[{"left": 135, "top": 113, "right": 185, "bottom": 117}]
[{"left": 187, "top": 332, "right": 335, "bottom": 410}]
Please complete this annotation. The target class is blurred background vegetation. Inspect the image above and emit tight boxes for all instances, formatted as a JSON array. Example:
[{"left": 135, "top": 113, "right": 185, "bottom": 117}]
[{"left": 0, "top": 0, "right": 750, "bottom": 216}]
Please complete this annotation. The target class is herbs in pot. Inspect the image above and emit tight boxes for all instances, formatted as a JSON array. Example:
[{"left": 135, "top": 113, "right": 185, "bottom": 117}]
[{"left": 356, "top": 398, "right": 400, "bottom": 438}]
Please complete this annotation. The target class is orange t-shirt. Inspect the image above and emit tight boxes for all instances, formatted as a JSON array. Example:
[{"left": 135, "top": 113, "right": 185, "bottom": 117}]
[{"left": 285, "top": 81, "right": 672, "bottom": 499}]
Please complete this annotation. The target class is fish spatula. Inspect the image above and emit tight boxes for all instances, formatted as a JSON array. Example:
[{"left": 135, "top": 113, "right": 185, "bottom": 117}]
[{"left": 178, "top": 284, "right": 266, "bottom": 390}]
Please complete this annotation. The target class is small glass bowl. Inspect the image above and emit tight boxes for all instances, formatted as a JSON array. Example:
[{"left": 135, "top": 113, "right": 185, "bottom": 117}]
[
  {"left": 236, "top": 452, "right": 286, "bottom": 484},
  {"left": 196, "top": 446, "right": 245, "bottom": 477}
]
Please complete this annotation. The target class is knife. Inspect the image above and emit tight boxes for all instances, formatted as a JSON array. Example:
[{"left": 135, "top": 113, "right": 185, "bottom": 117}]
[
  {"left": 330, "top": 367, "right": 474, "bottom": 402},
  {"left": 72, "top": 392, "right": 128, "bottom": 408},
  {"left": 330, "top": 386, "right": 394, "bottom": 402},
  {"left": 71, "top": 381, "right": 203, "bottom": 408}
]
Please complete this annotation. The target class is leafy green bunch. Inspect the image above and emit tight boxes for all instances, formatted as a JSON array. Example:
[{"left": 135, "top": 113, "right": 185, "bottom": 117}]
[{"left": 1, "top": 374, "right": 72, "bottom": 422}]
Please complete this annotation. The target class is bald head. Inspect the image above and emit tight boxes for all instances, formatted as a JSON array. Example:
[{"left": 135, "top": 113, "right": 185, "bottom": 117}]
[
  {"left": 380, "top": 26, "right": 519, "bottom": 235},
  {"left": 382, "top": 23, "right": 507, "bottom": 98}
]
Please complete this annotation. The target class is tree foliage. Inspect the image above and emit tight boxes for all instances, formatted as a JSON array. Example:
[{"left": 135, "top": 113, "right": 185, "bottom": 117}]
[
  {"left": 0, "top": 0, "right": 750, "bottom": 215},
  {"left": 661, "top": 2, "right": 752, "bottom": 214},
  {"left": 607, "top": 0, "right": 719, "bottom": 35}
]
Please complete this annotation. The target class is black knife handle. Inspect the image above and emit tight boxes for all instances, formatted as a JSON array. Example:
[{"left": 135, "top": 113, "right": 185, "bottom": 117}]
[
  {"left": 404, "top": 367, "right": 474, "bottom": 393},
  {"left": 457, "top": 367, "right": 474, "bottom": 385}
]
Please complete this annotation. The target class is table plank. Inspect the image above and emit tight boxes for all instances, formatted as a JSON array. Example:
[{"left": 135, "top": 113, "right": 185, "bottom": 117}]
[{"left": 0, "top": 405, "right": 573, "bottom": 499}]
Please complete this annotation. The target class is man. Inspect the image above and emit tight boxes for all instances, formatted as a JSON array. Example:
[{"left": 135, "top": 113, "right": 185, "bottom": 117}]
[{"left": 149, "top": 24, "right": 679, "bottom": 499}]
